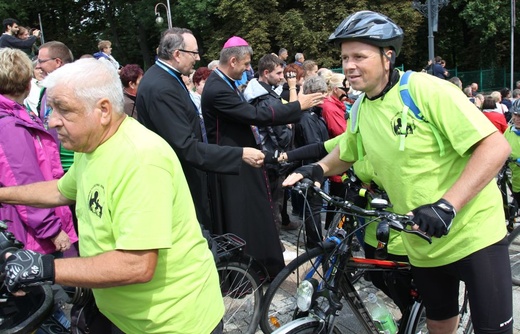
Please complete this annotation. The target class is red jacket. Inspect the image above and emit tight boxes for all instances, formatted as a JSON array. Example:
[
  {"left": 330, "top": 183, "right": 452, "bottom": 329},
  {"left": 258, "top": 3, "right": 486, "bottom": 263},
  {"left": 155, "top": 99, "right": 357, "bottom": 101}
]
[
  {"left": 321, "top": 95, "right": 347, "bottom": 183},
  {"left": 482, "top": 111, "right": 508, "bottom": 134},
  {"left": 321, "top": 95, "right": 347, "bottom": 138}
]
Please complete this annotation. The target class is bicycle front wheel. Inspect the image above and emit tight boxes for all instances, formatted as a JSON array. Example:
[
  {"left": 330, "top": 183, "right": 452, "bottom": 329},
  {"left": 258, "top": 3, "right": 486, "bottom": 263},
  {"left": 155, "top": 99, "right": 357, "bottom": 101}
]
[
  {"left": 217, "top": 260, "right": 263, "bottom": 334},
  {"left": 508, "top": 227, "right": 520, "bottom": 286},
  {"left": 260, "top": 245, "right": 335, "bottom": 333}
]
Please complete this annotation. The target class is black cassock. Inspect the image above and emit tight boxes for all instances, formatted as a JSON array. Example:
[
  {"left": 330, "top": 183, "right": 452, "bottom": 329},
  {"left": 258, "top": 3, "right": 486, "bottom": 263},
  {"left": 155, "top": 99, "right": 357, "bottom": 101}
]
[
  {"left": 202, "top": 70, "right": 301, "bottom": 278},
  {"left": 136, "top": 63, "right": 243, "bottom": 232}
]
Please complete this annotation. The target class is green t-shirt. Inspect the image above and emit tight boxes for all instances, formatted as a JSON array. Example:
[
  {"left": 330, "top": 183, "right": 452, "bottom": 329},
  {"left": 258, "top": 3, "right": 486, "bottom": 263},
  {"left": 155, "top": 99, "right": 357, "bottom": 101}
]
[
  {"left": 504, "top": 126, "right": 520, "bottom": 192},
  {"left": 59, "top": 144, "right": 74, "bottom": 173},
  {"left": 339, "top": 71, "right": 506, "bottom": 267},
  {"left": 58, "top": 117, "right": 224, "bottom": 333}
]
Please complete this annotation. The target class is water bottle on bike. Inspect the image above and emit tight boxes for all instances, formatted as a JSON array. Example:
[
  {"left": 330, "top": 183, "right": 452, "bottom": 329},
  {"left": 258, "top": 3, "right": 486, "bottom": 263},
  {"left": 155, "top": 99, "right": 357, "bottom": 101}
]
[{"left": 365, "top": 293, "right": 398, "bottom": 334}]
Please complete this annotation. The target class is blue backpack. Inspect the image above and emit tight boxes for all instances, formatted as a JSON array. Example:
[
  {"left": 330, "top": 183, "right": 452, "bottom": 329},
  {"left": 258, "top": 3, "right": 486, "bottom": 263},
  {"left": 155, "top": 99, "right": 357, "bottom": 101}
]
[{"left": 349, "top": 70, "right": 445, "bottom": 160}]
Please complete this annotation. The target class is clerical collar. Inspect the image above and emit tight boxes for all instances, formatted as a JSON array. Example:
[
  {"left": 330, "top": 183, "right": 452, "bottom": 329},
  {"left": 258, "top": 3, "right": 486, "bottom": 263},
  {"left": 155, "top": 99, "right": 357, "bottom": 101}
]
[{"left": 156, "top": 59, "right": 182, "bottom": 75}]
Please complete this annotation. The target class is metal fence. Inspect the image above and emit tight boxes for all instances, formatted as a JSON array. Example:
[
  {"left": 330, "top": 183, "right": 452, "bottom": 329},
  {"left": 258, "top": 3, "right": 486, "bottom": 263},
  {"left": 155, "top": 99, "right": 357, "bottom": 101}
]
[
  {"left": 331, "top": 66, "right": 520, "bottom": 93},
  {"left": 446, "top": 68, "right": 519, "bottom": 93}
]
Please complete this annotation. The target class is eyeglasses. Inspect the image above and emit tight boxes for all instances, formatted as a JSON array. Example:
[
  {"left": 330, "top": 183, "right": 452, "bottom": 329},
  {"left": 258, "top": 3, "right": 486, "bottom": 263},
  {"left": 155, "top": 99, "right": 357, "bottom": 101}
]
[
  {"left": 177, "top": 49, "right": 199, "bottom": 57},
  {"left": 36, "top": 57, "right": 57, "bottom": 64}
]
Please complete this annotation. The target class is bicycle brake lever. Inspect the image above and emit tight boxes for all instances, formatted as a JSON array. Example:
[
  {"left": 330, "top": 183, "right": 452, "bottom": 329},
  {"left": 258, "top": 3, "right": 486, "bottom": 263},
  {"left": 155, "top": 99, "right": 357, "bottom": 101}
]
[
  {"left": 388, "top": 218, "right": 432, "bottom": 244},
  {"left": 401, "top": 228, "right": 432, "bottom": 244}
]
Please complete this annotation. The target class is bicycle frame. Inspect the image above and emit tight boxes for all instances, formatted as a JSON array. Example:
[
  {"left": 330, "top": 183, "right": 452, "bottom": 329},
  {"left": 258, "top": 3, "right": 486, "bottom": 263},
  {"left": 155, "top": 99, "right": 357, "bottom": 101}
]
[{"left": 293, "top": 231, "right": 419, "bottom": 334}]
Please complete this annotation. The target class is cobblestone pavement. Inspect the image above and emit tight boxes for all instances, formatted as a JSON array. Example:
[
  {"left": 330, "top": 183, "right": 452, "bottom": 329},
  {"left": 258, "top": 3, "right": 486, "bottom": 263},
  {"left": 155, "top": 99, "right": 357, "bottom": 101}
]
[{"left": 251, "top": 216, "right": 520, "bottom": 334}]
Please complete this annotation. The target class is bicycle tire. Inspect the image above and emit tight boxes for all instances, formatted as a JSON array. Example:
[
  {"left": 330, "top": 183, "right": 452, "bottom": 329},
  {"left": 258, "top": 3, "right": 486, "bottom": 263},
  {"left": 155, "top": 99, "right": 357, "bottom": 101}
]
[
  {"left": 402, "top": 300, "right": 427, "bottom": 334},
  {"left": 456, "top": 284, "right": 472, "bottom": 334},
  {"left": 260, "top": 243, "right": 367, "bottom": 334},
  {"left": 0, "top": 285, "right": 54, "bottom": 334},
  {"left": 217, "top": 260, "right": 263, "bottom": 334},
  {"left": 404, "top": 286, "right": 473, "bottom": 334},
  {"left": 508, "top": 227, "right": 520, "bottom": 286},
  {"left": 271, "top": 317, "right": 342, "bottom": 334}
]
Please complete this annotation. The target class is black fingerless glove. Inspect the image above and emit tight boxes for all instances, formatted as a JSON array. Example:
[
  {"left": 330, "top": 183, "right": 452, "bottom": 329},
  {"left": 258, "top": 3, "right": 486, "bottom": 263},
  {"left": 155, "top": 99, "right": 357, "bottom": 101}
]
[
  {"left": 293, "top": 163, "right": 324, "bottom": 184},
  {"left": 412, "top": 199, "right": 456, "bottom": 238},
  {"left": 4, "top": 250, "right": 55, "bottom": 293}
]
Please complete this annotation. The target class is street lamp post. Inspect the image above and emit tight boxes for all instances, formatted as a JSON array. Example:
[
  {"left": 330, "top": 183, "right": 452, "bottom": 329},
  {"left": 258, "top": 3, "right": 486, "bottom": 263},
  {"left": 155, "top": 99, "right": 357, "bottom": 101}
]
[
  {"left": 155, "top": 0, "right": 172, "bottom": 29},
  {"left": 412, "top": 0, "right": 449, "bottom": 61}
]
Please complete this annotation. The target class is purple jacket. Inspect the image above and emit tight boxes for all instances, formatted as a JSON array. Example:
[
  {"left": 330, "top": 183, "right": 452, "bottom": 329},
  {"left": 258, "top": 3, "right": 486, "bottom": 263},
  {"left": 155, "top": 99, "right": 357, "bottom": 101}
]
[{"left": 0, "top": 94, "right": 78, "bottom": 254}]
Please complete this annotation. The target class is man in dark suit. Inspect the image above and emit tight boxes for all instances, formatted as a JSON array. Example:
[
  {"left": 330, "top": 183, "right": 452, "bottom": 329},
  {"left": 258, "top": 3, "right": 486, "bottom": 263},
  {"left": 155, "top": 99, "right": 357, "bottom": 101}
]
[{"left": 136, "top": 28, "right": 265, "bottom": 233}]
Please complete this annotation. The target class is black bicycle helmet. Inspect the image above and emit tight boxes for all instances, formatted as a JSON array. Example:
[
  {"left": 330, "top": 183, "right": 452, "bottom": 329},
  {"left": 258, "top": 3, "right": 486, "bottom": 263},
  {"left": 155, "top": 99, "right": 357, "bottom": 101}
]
[
  {"left": 512, "top": 99, "right": 520, "bottom": 115},
  {"left": 328, "top": 10, "right": 404, "bottom": 56}
]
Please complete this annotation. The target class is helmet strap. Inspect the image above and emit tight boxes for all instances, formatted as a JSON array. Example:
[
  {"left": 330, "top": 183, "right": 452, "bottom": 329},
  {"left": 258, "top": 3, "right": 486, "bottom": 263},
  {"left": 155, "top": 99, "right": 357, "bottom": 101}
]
[
  {"left": 380, "top": 47, "right": 396, "bottom": 72},
  {"left": 365, "top": 48, "right": 397, "bottom": 101}
]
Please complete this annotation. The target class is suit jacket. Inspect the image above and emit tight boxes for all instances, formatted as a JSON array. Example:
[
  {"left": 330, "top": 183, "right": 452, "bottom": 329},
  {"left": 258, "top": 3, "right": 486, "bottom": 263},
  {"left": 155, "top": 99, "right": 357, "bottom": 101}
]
[{"left": 136, "top": 63, "right": 242, "bottom": 232}]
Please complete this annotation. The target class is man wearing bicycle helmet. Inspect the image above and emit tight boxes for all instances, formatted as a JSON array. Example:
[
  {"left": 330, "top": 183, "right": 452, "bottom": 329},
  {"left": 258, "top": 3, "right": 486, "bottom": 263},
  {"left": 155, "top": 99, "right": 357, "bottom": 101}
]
[
  {"left": 504, "top": 99, "right": 520, "bottom": 206},
  {"left": 284, "top": 10, "right": 512, "bottom": 334}
]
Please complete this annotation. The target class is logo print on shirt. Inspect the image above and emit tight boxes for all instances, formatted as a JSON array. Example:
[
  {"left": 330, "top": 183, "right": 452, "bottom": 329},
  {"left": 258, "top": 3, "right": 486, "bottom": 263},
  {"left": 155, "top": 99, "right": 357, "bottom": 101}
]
[
  {"left": 88, "top": 185, "right": 105, "bottom": 218},
  {"left": 391, "top": 113, "right": 416, "bottom": 137}
]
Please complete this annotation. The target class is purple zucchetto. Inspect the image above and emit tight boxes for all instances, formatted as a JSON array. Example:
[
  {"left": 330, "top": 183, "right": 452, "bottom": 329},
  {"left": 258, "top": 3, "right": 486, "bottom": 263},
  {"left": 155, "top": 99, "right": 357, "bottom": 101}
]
[{"left": 223, "top": 36, "right": 249, "bottom": 49}]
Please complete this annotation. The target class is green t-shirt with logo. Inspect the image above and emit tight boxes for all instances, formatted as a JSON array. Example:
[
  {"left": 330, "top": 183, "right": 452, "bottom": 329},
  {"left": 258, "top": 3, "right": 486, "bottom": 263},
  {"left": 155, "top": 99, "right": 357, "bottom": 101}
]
[
  {"left": 58, "top": 117, "right": 224, "bottom": 333},
  {"left": 339, "top": 71, "right": 506, "bottom": 267}
]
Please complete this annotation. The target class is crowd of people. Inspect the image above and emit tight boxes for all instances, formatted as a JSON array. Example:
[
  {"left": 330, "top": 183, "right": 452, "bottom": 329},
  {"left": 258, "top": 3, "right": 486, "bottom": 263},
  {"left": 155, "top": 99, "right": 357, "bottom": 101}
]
[{"left": 0, "top": 10, "right": 517, "bottom": 334}]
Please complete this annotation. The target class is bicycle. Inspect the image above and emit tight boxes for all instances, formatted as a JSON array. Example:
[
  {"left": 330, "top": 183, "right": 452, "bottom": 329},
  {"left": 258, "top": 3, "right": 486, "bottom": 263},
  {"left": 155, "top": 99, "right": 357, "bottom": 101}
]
[
  {"left": 260, "top": 179, "right": 473, "bottom": 334},
  {"left": 212, "top": 233, "right": 266, "bottom": 334},
  {"left": 508, "top": 224, "right": 520, "bottom": 286},
  {"left": 497, "top": 158, "right": 519, "bottom": 233},
  {"left": 496, "top": 157, "right": 520, "bottom": 286}
]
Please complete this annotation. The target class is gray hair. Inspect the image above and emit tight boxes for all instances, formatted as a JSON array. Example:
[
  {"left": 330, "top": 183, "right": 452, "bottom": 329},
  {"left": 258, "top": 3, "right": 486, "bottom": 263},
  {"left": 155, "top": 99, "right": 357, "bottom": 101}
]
[
  {"left": 42, "top": 58, "right": 124, "bottom": 114},
  {"left": 303, "top": 75, "right": 327, "bottom": 94},
  {"left": 158, "top": 27, "right": 193, "bottom": 61},
  {"left": 207, "top": 60, "right": 219, "bottom": 70},
  {"left": 295, "top": 53, "right": 304, "bottom": 62},
  {"left": 219, "top": 45, "right": 253, "bottom": 65}
]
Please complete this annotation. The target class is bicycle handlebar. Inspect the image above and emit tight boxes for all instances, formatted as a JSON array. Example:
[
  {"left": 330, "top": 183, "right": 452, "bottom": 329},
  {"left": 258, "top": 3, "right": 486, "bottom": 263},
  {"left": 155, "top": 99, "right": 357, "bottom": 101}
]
[
  {"left": 0, "top": 220, "right": 24, "bottom": 268},
  {"left": 294, "top": 179, "right": 432, "bottom": 244},
  {"left": 0, "top": 220, "right": 56, "bottom": 333}
]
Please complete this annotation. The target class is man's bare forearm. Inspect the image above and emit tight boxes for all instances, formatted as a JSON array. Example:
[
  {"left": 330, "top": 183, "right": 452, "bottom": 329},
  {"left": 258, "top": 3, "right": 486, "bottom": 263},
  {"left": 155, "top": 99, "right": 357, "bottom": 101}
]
[
  {"left": 54, "top": 250, "right": 158, "bottom": 288},
  {"left": 444, "top": 131, "right": 511, "bottom": 211},
  {"left": 0, "top": 180, "right": 73, "bottom": 208},
  {"left": 320, "top": 146, "right": 353, "bottom": 177}
]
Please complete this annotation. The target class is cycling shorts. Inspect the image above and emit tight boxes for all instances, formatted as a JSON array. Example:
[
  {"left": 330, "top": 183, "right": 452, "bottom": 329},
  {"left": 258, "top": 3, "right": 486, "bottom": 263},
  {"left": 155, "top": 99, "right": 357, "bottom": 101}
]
[{"left": 411, "top": 237, "right": 513, "bottom": 333}]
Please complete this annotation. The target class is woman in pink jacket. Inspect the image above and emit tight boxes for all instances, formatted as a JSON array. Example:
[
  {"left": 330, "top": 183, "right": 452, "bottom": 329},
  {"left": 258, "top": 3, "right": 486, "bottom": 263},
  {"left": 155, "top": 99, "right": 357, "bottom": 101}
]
[{"left": 0, "top": 48, "right": 77, "bottom": 255}]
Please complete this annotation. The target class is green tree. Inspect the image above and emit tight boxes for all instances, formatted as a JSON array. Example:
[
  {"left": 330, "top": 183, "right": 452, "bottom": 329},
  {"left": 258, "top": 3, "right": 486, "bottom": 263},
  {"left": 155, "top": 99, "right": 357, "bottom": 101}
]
[{"left": 0, "top": 0, "right": 516, "bottom": 73}]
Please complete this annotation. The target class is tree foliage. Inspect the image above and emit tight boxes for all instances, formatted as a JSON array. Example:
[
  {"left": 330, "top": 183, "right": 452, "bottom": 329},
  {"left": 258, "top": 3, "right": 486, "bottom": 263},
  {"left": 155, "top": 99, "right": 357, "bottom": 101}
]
[{"left": 0, "top": 0, "right": 517, "bottom": 72}]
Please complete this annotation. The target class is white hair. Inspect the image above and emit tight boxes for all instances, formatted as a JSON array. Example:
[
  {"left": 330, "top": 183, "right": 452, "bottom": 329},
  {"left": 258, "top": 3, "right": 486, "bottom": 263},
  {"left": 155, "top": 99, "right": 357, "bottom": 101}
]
[
  {"left": 42, "top": 58, "right": 124, "bottom": 114},
  {"left": 207, "top": 60, "right": 219, "bottom": 70}
]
